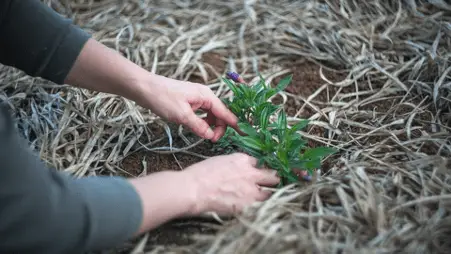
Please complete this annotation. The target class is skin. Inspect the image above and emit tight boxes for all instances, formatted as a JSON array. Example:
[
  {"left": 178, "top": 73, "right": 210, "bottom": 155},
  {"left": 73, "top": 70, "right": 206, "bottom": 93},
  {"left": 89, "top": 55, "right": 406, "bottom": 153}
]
[
  {"left": 65, "top": 38, "right": 237, "bottom": 142},
  {"left": 65, "top": 38, "right": 281, "bottom": 235}
]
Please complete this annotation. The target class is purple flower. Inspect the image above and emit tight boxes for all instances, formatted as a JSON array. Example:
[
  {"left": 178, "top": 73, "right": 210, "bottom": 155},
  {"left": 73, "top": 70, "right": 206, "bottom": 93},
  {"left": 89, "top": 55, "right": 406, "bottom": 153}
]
[
  {"left": 303, "top": 174, "right": 312, "bottom": 181},
  {"left": 226, "top": 71, "right": 240, "bottom": 82}
]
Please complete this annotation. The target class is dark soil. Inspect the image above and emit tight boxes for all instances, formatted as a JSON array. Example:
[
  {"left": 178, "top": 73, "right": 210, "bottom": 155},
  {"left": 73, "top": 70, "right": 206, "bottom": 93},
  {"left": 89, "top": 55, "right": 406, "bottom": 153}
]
[
  {"left": 272, "top": 59, "right": 348, "bottom": 117},
  {"left": 188, "top": 52, "right": 226, "bottom": 84}
]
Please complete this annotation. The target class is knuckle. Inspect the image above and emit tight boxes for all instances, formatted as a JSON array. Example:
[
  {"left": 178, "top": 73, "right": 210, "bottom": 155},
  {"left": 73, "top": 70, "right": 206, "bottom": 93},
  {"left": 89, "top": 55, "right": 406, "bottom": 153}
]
[
  {"left": 201, "top": 85, "right": 213, "bottom": 93},
  {"left": 201, "top": 86, "right": 216, "bottom": 100}
]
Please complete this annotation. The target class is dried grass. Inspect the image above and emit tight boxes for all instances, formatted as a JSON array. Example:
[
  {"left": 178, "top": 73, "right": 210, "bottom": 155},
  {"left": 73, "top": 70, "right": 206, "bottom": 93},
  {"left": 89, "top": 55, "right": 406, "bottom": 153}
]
[{"left": 1, "top": 0, "right": 451, "bottom": 253}]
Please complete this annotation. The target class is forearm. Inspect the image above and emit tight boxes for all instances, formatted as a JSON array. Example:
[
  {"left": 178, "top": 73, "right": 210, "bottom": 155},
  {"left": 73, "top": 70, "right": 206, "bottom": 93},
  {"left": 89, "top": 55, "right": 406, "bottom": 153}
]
[
  {"left": 0, "top": 0, "right": 153, "bottom": 105},
  {"left": 64, "top": 38, "right": 152, "bottom": 106}
]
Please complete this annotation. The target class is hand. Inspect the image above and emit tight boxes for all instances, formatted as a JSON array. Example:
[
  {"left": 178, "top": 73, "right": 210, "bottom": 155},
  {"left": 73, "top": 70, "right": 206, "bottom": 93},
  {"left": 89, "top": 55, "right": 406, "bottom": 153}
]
[
  {"left": 181, "top": 153, "right": 280, "bottom": 216},
  {"left": 129, "top": 153, "right": 279, "bottom": 235},
  {"left": 136, "top": 74, "right": 238, "bottom": 142},
  {"left": 65, "top": 39, "right": 238, "bottom": 142}
]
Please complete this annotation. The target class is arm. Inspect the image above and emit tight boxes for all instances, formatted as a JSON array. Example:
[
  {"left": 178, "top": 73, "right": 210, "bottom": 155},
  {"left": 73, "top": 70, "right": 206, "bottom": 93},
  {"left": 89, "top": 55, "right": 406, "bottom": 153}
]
[
  {"left": 0, "top": 0, "right": 151, "bottom": 106},
  {"left": 0, "top": 1, "right": 162, "bottom": 252},
  {"left": 0, "top": 0, "right": 239, "bottom": 141},
  {"left": 0, "top": 1, "right": 198, "bottom": 251},
  {"left": 0, "top": 0, "right": 214, "bottom": 247},
  {"left": 0, "top": 1, "right": 278, "bottom": 252}
]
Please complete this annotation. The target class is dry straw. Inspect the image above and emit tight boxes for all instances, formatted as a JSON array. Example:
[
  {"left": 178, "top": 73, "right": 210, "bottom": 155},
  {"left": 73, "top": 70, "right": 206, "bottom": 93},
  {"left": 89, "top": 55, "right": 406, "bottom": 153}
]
[{"left": 0, "top": 0, "right": 450, "bottom": 253}]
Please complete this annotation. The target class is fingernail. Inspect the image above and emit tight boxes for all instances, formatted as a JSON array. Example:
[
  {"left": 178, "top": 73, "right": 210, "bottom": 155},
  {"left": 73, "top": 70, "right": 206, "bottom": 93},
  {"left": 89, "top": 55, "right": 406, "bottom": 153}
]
[{"left": 206, "top": 128, "right": 214, "bottom": 139}]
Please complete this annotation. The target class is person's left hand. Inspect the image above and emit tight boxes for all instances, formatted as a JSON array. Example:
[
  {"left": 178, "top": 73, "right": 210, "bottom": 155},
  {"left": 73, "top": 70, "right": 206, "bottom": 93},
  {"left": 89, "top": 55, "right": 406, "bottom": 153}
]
[{"left": 135, "top": 73, "right": 238, "bottom": 142}]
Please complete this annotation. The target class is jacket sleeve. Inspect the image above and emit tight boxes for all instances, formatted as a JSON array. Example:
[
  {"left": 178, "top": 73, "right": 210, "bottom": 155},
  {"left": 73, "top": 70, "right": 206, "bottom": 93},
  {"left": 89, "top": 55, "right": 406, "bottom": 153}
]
[
  {"left": 0, "top": 0, "right": 91, "bottom": 84},
  {"left": 0, "top": 2, "right": 144, "bottom": 253},
  {"left": 0, "top": 103, "right": 143, "bottom": 254}
]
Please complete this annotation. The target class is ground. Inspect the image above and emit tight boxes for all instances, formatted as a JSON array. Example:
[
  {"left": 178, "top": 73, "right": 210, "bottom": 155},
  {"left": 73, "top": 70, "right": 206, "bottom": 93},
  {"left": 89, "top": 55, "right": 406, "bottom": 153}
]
[
  {"left": 119, "top": 55, "right": 346, "bottom": 249},
  {"left": 115, "top": 52, "right": 445, "bottom": 251}
]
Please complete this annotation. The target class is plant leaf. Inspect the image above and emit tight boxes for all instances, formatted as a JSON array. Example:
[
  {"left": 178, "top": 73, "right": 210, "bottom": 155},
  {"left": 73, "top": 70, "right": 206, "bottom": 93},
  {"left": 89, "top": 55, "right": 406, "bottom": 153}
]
[
  {"left": 262, "top": 129, "right": 273, "bottom": 147},
  {"left": 280, "top": 169, "right": 299, "bottom": 184},
  {"left": 258, "top": 105, "right": 270, "bottom": 129},
  {"left": 263, "top": 88, "right": 278, "bottom": 101},
  {"left": 254, "top": 89, "right": 266, "bottom": 104},
  {"left": 218, "top": 73, "right": 330, "bottom": 189},
  {"left": 288, "top": 159, "right": 307, "bottom": 169},
  {"left": 223, "top": 78, "right": 239, "bottom": 95},
  {"left": 236, "top": 136, "right": 265, "bottom": 152},
  {"left": 289, "top": 119, "right": 309, "bottom": 133},
  {"left": 302, "top": 147, "right": 337, "bottom": 160},
  {"left": 258, "top": 73, "right": 266, "bottom": 88},
  {"left": 237, "top": 122, "right": 258, "bottom": 137},
  {"left": 288, "top": 138, "right": 307, "bottom": 156},
  {"left": 276, "top": 74, "right": 292, "bottom": 92},
  {"left": 303, "top": 159, "right": 321, "bottom": 170},
  {"left": 277, "top": 110, "right": 287, "bottom": 141}
]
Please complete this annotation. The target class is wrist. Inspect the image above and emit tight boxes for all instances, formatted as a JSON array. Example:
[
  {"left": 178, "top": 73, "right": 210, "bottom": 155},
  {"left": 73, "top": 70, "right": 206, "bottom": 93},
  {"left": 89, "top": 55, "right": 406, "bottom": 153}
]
[
  {"left": 124, "top": 71, "right": 158, "bottom": 109},
  {"left": 128, "top": 170, "right": 199, "bottom": 235},
  {"left": 167, "top": 170, "right": 200, "bottom": 217}
]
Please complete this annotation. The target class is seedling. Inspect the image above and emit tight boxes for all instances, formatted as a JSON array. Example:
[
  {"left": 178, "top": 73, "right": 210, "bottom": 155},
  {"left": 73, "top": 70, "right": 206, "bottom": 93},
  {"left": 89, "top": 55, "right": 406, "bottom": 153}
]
[{"left": 217, "top": 71, "right": 336, "bottom": 187}]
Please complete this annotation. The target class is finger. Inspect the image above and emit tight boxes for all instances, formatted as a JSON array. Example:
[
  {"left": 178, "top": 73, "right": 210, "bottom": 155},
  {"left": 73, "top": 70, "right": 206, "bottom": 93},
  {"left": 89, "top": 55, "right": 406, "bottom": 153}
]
[
  {"left": 203, "top": 93, "right": 238, "bottom": 128},
  {"left": 233, "top": 152, "right": 258, "bottom": 167},
  {"left": 254, "top": 186, "right": 272, "bottom": 201},
  {"left": 211, "top": 118, "right": 226, "bottom": 142},
  {"left": 205, "top": 112, "right": 226, "bottom": 142},
  {"left": 254, "top": 169, "right": 280, "bottom": 186},
  {"left": 212, "top": 125, "right": 226, "bottom": 142},
  {"left": 183, "top": 112, "right": 215, "bottom": 140}
]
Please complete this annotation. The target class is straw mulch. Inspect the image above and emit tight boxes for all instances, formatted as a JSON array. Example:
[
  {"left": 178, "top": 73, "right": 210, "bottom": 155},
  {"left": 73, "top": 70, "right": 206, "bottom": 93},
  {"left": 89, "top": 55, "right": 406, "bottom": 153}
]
[{"left": 1, "top": 0, "right": 450, "bottom": 253}]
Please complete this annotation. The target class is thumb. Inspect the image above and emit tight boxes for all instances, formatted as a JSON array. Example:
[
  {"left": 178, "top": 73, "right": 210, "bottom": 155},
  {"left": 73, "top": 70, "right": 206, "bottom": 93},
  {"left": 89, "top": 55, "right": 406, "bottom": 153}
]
[{"left": 184, "top": 112, "right": 215, "bottom": 140}]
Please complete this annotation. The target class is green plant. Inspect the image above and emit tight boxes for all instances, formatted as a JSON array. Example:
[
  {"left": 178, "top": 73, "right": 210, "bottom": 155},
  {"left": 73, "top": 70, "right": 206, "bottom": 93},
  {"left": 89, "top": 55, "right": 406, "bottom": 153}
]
[{"left": 217, "top": 71, "right": 336, "bottom": 187}]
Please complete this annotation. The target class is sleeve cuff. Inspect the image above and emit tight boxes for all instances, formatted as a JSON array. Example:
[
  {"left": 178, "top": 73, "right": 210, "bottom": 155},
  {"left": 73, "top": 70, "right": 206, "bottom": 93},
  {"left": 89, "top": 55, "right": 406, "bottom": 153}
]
[
  {"left": 70, "top": 175, "right": 143, "bottom": 251},
  {"left": 37, "top": 24, "right": 91, "bottom": 84}
]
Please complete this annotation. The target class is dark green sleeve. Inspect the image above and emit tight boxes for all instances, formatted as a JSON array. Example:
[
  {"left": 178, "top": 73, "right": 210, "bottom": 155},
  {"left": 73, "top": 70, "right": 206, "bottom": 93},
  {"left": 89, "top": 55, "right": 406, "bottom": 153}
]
[
  {"left": 0, "top": 1, "right": 144, "bottom": 252},
  {"left": 0, "top": 103, "right": 143, "bottom": 253},
  {"left": 0, "top": 0, "right": 90, "bottom": 84}
]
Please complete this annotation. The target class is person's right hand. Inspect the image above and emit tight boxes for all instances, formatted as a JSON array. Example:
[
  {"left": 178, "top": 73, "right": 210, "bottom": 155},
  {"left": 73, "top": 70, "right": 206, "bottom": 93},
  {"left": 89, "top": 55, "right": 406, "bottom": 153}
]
[
  {"left": 129, "top": 153, "right": 280, "bottom": 235},
  {"left": 182, "top": 153, "right": 280, "bottom": 216}
]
